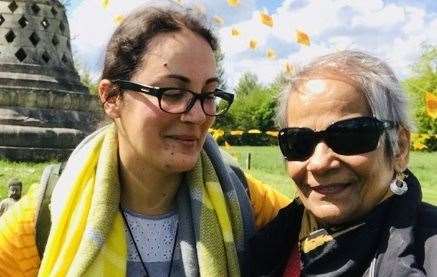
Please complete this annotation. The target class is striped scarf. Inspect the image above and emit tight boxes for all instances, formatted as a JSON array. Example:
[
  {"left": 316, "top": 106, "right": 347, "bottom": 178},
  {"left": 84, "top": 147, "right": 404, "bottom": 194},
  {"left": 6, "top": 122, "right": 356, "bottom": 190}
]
[{"left": 38, "top": 124, "right": 244, "bottom": 276}]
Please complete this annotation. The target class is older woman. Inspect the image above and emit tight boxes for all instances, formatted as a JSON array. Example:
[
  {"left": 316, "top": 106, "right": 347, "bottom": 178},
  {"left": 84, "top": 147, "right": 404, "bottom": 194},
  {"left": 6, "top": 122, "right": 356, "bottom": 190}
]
[
  {"left": 251, "top": 50, "right": 437, "bottom": 276},
  {"left": 0, "top": 4, "right": 289, "bottom": 276}
]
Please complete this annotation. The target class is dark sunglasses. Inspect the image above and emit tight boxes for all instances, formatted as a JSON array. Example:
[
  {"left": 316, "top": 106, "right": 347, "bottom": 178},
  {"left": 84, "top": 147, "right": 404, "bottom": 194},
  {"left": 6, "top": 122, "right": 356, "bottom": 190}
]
[{"left": 278, "top": 116, "right": 396, "bottom": 161}]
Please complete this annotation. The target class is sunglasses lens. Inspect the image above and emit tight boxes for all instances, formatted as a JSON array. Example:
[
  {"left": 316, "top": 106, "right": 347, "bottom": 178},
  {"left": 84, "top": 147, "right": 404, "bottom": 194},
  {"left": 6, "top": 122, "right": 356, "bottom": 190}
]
[
  {"left": 279, "top": 129, "right": 315, "bottom": 161},
  {"left": 327, "top": 117, "right": 382, "bottom": 155}
]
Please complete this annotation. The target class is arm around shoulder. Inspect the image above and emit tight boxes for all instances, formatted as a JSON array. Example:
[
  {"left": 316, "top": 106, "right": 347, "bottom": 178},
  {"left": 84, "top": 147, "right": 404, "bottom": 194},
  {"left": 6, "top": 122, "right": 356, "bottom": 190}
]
[{"left": 245, "top": 173, "right": 292, "bottom": 230}]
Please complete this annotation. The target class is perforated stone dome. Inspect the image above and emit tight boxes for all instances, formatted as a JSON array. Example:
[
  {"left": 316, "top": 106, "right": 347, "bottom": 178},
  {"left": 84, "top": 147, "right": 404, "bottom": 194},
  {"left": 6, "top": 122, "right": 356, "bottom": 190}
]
[
  {"left": 0, "top": 0, "right": 86, "bottom": 93},
  {"left": 0, "top": 0, "right": 102, "bottom": 161}
]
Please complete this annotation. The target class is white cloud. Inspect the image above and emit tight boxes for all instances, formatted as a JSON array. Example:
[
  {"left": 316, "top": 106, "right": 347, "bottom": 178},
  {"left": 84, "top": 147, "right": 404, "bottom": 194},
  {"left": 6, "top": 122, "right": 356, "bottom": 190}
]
[
  {"left": 351, "top": 3, "right": 406, "bottom": 29},
  {"left": 68, "top": 0, "right": 437, "bottom": 87}
]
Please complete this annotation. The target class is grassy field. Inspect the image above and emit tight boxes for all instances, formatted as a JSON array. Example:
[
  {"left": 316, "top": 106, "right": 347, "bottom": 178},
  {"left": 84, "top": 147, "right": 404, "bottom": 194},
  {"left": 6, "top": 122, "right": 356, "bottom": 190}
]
[
  {"left": 226, "top": 146, "right": 437, "bottom": 204},
  {"left": 0, "top": 148, "right": 436, "bottom": 204}
]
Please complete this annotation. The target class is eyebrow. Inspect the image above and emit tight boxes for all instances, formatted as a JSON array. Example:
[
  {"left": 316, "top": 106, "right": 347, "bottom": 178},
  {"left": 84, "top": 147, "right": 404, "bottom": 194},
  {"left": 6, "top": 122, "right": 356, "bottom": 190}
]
[{"left": 165, "top": 74, "right": 219, "bottom": 85}]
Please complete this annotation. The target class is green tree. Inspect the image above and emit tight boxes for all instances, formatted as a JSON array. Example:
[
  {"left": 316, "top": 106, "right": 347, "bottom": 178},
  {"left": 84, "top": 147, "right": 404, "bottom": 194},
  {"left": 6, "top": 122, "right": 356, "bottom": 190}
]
[
  {"left": 234, "top": 72, "right": 259, "bottom": 97},
  {"left": 215, "top": 48, "right": 227, "bottom": 90},
  {"left": 403, "top": 45, "right": 437, "bottom": 135},
  {"left": 214, "top": 71, "right": 279, "bottom": 131},
  {"left": 79, "top": 69, "right": 98, "bottom": 95}
]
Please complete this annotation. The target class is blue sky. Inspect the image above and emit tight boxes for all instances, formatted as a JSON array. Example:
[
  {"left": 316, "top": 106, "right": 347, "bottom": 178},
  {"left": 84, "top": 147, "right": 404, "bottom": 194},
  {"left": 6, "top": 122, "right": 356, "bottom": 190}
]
[{"left": 67, "top": 0, "right": 437, "bottom": 88}]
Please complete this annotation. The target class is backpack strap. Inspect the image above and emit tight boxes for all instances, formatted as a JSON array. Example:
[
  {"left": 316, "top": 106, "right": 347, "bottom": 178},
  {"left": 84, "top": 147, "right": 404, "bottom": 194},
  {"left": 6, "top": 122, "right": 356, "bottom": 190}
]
[{"left": 34, "top": 162, "right": 65, "bottom": 258}]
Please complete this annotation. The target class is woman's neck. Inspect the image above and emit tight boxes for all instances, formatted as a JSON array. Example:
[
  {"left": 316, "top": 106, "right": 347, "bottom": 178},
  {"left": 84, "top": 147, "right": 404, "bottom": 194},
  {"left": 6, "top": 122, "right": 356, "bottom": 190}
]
[{"left": 118, "top": 156, "right": 182, "bottom": 217}]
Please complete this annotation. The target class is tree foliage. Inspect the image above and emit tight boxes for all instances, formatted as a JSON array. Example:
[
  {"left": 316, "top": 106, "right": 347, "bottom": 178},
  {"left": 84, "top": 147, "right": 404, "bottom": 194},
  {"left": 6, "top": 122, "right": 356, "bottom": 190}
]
[
  {"left": 214, "top": 71, "right": 280, "bottom": 131},
  {"left": 403, "top": 45, "right": 437, "bottom": 135}
]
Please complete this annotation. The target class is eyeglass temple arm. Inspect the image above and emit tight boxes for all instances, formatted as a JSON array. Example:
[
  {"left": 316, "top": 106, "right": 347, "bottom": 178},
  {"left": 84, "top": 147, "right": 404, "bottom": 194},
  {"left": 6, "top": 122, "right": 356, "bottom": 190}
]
[{"left": 112, "top": 79, "right": 161, "bottom": 97}]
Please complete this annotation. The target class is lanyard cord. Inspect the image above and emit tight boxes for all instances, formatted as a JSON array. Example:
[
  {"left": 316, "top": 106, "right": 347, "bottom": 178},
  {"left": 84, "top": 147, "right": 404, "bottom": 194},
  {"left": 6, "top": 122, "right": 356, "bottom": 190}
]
[{"left": 120, "top": 205, "right": 179, "bottom": 277}]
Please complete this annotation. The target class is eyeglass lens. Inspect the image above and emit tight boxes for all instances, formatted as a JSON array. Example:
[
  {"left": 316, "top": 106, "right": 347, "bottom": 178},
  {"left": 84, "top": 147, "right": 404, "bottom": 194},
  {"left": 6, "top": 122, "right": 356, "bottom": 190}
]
[{"left": 279, "top": 117, "right": 386, "bottom": 161}]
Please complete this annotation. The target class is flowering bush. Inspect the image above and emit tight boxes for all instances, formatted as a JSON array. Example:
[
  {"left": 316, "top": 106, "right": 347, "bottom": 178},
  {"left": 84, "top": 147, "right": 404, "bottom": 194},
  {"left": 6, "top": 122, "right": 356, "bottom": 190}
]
[{"left": 410, "top": 133, "right": 437, "bottom": 151}]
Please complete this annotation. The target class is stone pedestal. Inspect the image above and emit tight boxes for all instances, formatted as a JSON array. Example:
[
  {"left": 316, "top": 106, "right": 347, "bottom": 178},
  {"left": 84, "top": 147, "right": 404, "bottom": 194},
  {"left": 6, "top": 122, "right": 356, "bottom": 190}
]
[{"left": 0, "top": 0, "right": 102, "bottom": 161}]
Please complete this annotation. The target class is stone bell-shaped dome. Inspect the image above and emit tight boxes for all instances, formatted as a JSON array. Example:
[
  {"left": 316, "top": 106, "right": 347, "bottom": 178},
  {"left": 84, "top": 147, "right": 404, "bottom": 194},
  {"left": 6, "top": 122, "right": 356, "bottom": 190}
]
[
  {"left": 0, "top": 0, "right": 102, "bottom": 161},
  {"left": 0, "top": 0, "right": 86, "bottom": 93}
]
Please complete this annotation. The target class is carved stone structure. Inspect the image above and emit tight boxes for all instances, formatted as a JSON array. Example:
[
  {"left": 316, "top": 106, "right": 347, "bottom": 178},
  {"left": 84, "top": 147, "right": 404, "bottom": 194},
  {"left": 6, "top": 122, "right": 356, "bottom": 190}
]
[{"left": 0, "top": 0, "right": 102, "bottom": 161}]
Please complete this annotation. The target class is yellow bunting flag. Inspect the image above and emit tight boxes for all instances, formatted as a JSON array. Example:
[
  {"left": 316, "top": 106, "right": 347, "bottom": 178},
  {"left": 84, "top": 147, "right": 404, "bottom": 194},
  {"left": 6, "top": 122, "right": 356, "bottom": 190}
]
[
  {"left": 114, "top": 15, "right": 125, "bottom": 25},
  {"left": 295, "top": 30, "right": 311, "bottom": 46},
  {"left": 425, "top": 92, "right": 437, "bottom": 119},
  {"left": 249, "top": 39, "right": 258, "bottom": 49},
  {"left": 248, "top": 129, "right": 262, "bottom": 134},
  {"left": 101, "top": 0, "right": 110, "bottom": 9},
  {"left": 266, "top": 48, "right": 277, "bottom": 60},
  {"left": 231, "top": 27, "right": 241, "bottom": 37},
  {"left": 259, "top": 10, "right": 273, "bottom": 27},
  {"left": 230, "top": 130, "right": 244, "bottom": 136},
  {"left": 227, "top": 0, "right": 240, "bottom": 7},
  {"left": 284, "top": 62, "right": 295, "bottom": 75},
  {"left": 212, "top": 15, "right": 224, "bottom": 26},
  {"left": 172, "top": 0, "right": 183, "bottom": 4},
  {"left": 266, "top": 131, "right": 279, "bottom": 137}
]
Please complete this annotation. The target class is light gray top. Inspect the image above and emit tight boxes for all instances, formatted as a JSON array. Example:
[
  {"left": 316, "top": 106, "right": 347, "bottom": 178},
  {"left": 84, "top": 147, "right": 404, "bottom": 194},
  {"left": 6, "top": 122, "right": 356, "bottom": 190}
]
[{"left": 122, "top": 207, "right": 179, "bottom": 277}]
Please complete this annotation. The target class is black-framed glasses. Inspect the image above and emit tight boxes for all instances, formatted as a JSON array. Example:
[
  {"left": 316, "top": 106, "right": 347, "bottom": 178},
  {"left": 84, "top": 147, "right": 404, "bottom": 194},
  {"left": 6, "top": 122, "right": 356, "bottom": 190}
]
[
  {"left": 278, "top": 116, "right": 396, "bottom": 161},
  {"left": 111, "top": 79, "right": 234, "bottom": 116}
]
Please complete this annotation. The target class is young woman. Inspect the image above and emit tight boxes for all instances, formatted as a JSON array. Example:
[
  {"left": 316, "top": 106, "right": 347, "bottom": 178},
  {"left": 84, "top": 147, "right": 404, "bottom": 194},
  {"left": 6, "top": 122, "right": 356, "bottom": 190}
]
[{"left": 0, "top": 5, "right": 289, "bottom": 276}]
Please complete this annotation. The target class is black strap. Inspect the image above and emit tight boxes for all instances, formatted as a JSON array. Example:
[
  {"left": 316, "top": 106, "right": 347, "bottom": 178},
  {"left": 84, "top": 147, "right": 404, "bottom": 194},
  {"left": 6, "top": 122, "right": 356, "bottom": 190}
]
[{"left": 35, "top": 162, "right": 65, "bottom": 258}]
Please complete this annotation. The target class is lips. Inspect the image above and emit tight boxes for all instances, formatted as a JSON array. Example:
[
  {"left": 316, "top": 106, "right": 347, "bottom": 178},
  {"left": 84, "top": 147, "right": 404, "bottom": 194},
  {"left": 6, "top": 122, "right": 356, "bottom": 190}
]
[
  {"left": 166, "top": 134, "right": 199, "bottom": 146},
  {"left": 311, "top": 183, "right": 351, "bottom": 195}
]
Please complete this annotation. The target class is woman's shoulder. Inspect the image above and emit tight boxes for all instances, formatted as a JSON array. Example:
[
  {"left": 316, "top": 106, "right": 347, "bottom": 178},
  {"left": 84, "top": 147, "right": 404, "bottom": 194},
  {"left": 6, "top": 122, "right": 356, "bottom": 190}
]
[
  {"left": 417, "top": 202, "right": 437, "bottom": 277},
  {"left": 417, "top": 201, "right": 437, "bottom": 229}
]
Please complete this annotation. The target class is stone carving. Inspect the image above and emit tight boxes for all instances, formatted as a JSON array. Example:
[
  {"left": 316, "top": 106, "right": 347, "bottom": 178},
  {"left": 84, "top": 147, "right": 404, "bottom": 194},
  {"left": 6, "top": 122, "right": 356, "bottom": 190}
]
[{"left": 0, "top": 0, "right": 103, "bottom": 161}]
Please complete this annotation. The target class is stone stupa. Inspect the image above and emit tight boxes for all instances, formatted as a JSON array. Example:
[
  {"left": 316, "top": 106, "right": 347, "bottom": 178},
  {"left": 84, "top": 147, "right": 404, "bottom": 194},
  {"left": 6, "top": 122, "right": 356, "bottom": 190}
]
[{"left": 0, "top": 0, "right": 102, "bottom": 161}]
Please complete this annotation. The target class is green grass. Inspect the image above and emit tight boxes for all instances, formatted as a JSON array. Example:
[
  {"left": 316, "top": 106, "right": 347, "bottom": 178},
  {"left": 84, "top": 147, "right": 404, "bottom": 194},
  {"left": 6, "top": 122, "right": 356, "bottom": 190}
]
[
  {"left": 0, "top": 160, "right": 52, "bottom": 198},
  {"left": 226, "top": 146, "right": 437, "bottom": 205},
  {"left": 0, "top": 149, "right": 436, "bottom": 205}
]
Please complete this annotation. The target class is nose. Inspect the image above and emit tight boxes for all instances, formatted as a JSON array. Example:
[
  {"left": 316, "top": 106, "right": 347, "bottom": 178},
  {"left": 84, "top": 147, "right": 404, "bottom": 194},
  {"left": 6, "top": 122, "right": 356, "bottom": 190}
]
[
  {"left": 180, "top": 98, "right": 207, "bottom": 123},
  {"left": 306, "top": 142, "right": 340, "bottom": 173}
]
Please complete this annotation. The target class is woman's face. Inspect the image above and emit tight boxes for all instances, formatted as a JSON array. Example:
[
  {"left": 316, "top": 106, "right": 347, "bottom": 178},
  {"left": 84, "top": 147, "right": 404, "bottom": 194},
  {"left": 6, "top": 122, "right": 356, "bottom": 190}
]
[
  {"left": 286, "top": 78, "right": 399, "bottom": 225},
  {"left": 106, "top": 29, "right": 217, "bottom": 174}
]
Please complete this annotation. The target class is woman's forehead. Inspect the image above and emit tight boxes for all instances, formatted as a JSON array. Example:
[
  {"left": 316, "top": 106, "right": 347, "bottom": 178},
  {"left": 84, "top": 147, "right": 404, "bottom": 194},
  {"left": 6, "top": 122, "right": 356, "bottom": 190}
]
[
  {"left": 287, "top": 78, "right": 370, "bottom": 124},
  {"left": 133, "top": 30, "right": 216, "bottom": 83}
]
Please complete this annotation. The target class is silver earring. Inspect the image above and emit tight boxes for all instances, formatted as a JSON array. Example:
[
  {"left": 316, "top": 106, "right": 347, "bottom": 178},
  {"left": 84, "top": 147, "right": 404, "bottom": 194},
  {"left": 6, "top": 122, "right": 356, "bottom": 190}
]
[{"left": 390, "top": 172, "right": 408, "bottom": 195}]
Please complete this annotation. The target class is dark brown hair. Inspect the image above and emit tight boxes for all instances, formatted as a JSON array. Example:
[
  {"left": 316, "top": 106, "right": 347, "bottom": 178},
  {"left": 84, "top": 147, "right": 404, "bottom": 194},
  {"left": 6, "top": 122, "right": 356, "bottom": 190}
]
[{"left": 100, "top": 6, "right": 218, "bottom": 82}]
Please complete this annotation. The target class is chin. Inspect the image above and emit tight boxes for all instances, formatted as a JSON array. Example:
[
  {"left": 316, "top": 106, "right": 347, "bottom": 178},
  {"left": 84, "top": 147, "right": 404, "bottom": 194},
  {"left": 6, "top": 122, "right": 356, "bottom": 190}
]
[
  {"left": 168, "top": 153, "right": 200, "bottom": 173},
  {"left": 310, "top": 202, "right": 356, "bottom": 226}
]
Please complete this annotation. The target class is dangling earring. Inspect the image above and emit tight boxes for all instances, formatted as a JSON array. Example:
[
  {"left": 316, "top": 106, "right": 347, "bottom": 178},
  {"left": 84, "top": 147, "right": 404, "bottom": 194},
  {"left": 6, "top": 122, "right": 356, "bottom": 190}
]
[{"left": 390, "top": 171, "right": 408, "bottom": 195}]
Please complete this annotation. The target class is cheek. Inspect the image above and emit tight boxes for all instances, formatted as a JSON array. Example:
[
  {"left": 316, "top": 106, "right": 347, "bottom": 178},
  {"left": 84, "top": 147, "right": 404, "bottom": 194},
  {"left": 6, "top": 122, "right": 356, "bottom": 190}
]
[
  {"left": 286, "top": 162, "right": 306, "bottom": 187},
  {"left": 347, "top": 152, "right": 393, "bottom": 197}
]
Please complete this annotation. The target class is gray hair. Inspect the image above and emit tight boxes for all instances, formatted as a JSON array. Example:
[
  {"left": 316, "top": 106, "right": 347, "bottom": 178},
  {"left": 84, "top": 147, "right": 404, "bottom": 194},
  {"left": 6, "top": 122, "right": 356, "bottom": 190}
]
[{"left": 276, "top": 50, "right": 413, "bottom": 159}]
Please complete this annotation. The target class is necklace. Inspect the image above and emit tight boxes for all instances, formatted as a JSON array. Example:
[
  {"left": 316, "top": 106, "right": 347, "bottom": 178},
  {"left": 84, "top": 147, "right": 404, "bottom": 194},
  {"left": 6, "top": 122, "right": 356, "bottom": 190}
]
[{"left": 120, "top": 205, "right": 179, "bottom": 277}]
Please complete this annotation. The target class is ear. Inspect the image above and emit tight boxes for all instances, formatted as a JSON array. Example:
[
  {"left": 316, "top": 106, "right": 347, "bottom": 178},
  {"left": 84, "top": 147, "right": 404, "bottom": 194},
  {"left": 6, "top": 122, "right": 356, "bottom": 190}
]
[
  {"left": 393, "top": 127, "right": 410, "bottom": 172},
  {"left": 99, "top": 79, "right": 122, "bottom": 119}
]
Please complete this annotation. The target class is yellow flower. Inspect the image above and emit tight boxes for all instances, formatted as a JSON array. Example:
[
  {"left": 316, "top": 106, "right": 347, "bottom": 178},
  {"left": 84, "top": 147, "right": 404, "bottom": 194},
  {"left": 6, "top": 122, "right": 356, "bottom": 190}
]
[
  {"left": 266, "top": 48, "right": 277, "bottom": 60},
  {"left": 425, "top": 92, "right": 437, "bottom": 118},
  {"left": 227, "top": 0, "right": 240, "bottom": 7},
  {"left": 249, "top": 39, "right": 258, "bottom": 49},
  {"left": 231, "top": 27, "right": 241, "bottom": 37},
  {"left": 212, "top": 16, "right": 224, "bottom": 26},
  {"left": 283, "top": 62, "right": 295, "bottom": 76},
  {"left": 295, "top": 29, "right": 311, "bottom": 46},
  {"left": 101, "top": 0, "right": 110, "bottom": 9},
  {"left": 113, "top": 15, "right": 125, "bottom": 25},
  {"left": 413, "top": 141, "right": 427, "bottom": 150},
  {"left": 259, "top": 10, "right": 273, "bottom": 27}
]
